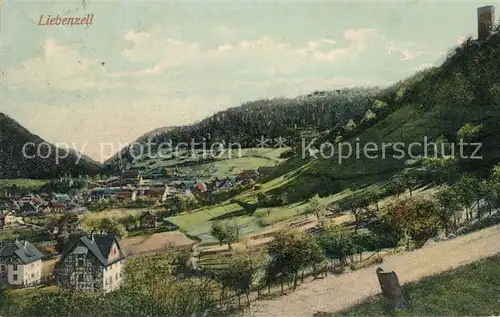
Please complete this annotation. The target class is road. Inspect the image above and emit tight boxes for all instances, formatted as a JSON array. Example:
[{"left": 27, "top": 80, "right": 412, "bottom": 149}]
[{"left": 245, "top": 225, "right": 500, "bottom": 317}]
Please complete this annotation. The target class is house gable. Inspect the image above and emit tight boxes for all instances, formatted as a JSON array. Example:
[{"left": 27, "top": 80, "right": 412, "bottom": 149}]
[
  {"left": 67, "top": 242, "right": 89, "bottom": 257},
  {"left": 0, "top": 252, "right": 22, "bottom": 265},
  {"left": 107, "top": 241, "right": 122, "bottom": 263}
]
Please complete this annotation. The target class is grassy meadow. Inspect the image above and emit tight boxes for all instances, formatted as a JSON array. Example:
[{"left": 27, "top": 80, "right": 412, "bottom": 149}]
[
  {"left": 336, "top": 255, "right": 500, "bottom": 317},
  {"left": 0, "top": 179, "right": 48, "bottom": 190},
  {"left": 131, "top": 147, "right": 288, "bottom": 178}
]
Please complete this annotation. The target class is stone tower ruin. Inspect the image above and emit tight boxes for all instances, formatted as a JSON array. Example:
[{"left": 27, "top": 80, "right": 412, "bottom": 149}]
[{"left": 477, "top": 6, "right": 495, "bottom": 40}]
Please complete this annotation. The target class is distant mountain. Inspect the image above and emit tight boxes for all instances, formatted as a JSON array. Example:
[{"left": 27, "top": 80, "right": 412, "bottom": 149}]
[
  {"left": 0, "top": 113, "right": 101, "bottom": 179},
  {"left": 104, "top": 87, "right": 382, "bottom": 167}
]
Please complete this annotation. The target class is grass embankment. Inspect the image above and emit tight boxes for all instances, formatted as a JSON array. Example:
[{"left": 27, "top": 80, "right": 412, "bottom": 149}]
[
  {"left": 337, "top": 255, "right": 500, "bottom": 316},
  {"left": 0, "top": 179, "right": 48, "bottom": 189}
]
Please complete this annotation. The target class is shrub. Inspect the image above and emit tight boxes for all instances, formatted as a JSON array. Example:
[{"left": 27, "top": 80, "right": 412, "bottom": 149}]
[{"left": 279, "top": 148, "right": 296, "bottom": 159}]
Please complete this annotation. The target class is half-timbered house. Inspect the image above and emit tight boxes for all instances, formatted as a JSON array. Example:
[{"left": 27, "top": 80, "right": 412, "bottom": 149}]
[{"left": 54, "top": 234, "right": 126, "bottom": 293}]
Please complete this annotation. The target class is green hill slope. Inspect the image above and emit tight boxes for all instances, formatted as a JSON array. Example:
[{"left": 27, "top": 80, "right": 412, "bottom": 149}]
[{"left": 265, "top": 30, "right": 500, "bottom": 201}]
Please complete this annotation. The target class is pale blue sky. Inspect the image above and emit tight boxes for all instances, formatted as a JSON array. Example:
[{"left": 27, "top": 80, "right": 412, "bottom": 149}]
[{"left": 2, "top": 0, "right": 498, "bottom": 161}]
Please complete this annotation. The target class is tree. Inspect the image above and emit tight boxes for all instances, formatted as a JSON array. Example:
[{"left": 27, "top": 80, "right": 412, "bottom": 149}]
[
  {"left": 274, "top": 192, "right": 288, "bottom": 206},
  {"left": 373, "top": 100, "right": 388, "bottom": 110},
  {"left": 476, "top": 179, "right": 495, "bottom": 219},
  {"left": 127, "top": 197, "right": 156, "bottom": 209},
  {"left": 369, "top": 216, "right": 402, "bottom": 248},
  {"left": 119, "top": 214, "right": 137, "bottom": 231},
  {"left": 457, "top": 123, "right": 483, "bottom": 142},
  {"left": 306, "top": 194, "right": 326, "bottom": 222},
  {"left": 364, "top": 109, "right": 376, "bottom": 121},
  {"left": 267, "top": 230, "right": 324, "bottom": 290},
  {"left": 395, "top": 87, "right": 407, "bottom": 102},
  {"left": 433, "top": 186, "right": 459, "bottom": 236},
  {"left": 20, "top": 290, "right": 98, "bottom": 317},
  {"left": 257, "top": 192, "right": 269, "bottom": 205},
  {"left": 386, "top": 180, "right": 406, "bottom": 197},
  {"left": 26, "top": 250, "right": 218, "bottom": 317},
  {"left": 96, "top": 218, "right": 127, "bottom": 238},
  {"left": 489, "top": 164, "right": 500, "bottom": 209},
  {"left": 366, "top": 188, "right": 383, "bottom": 213},
  {"left": 217, "top": 251, "right": 265, "bottom": 305},
  {"left": 344, "top": 119, "right": 357, "bottom": 131},
  {"left": 0, "top": 284, "right": 13, "bottom": 316},
  {"left": 171, "top": 249, "right": 196, "bottom": 277},
  {"left": 420, "top": 157, "right": 458, "bottom": 185},
  {"left": 384, "top": 197, "right": 440, "bottom": 249},
  {"left": 338, "top": 194, "right": 371, "bottom": 234},
  {"left": 170, "top": 194, "right": 198, "bottom": 213},
  {"left": 455, "top": 174, "right": 479, "bottom": 221},
  {"left": 210, "top": 222, "right": 227, "bottom": 247},
  {"left": 316, "top": 228, "right": 357, "bottom": 265},
  {"left": 398, "top": 170, "right": 420, "bottom": 197},
  {"left": 210, "top": 222, "right": 238, "bottom": 249},
  {"left": 224, "top": 223, "right": 238, "bottom": 250}
]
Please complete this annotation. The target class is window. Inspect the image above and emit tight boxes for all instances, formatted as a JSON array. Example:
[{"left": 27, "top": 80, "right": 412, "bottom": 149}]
[
  {"left": 13, "top": 274, "right": 18, "bottom": 281},
  {"left": 77, "top": 257, "right": 84, "bottom": 267},
  {"left": 12, "top": 264, "right": 18, "bottom": 271},
  {"left": 0, "top": 265, "right": 5, "bottom": 272},
  {"left": 78, "top": 274, "right": 84, "bottom": 282},
  {"left": 112, "top": 248, "right": 117, "bottom": 256},
  {"left": 31, "top": 273, "right": 34, "bottom": 278},
  {"left": 116, "top": 273, "right": 118, "bottom": 280}
]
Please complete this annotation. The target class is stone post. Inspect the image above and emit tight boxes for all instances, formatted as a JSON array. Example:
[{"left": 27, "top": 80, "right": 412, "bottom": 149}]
[{"left": 376, "top": 267, "right": 407, "bottom": 309}]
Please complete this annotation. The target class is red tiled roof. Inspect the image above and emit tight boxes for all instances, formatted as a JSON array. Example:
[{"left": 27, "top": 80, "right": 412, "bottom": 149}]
[
  {"left": 50, "top": 201, "right": 66, "bottom": 209},
  {"left": 195, "top": 183, "right": 207, "bottom": 192}
]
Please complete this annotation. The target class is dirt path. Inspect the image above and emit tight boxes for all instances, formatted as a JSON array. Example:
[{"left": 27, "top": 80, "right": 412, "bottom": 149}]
[
  {"left": 245, "top": 225, "right": 500, "bottom": 317},
  {"left": 120, "top": 231, "right": 195, "bottom": 255}
]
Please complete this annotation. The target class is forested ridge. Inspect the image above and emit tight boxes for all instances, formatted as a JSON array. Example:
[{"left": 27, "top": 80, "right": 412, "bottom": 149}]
[
  {"left": 0, "top": 113, "right": 101, "bottom": 179},
  {"left": 104, "top": 87, "right": 383, "bottom": 166}
]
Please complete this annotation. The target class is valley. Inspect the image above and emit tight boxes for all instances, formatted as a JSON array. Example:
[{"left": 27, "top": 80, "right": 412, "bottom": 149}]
[{"left": 1, "top": 3, "right": 500, "bottom": 317}]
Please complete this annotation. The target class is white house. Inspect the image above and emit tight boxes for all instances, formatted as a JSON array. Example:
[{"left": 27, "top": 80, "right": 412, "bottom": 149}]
[
  {"left": 54, "top": 233, "right": 126, "bottom": 293},
  {"left": 0, "top": 240, "right": 44, "bottom": 287}
]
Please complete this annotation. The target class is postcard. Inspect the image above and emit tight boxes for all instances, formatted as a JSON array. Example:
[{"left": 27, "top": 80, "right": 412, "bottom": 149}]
[{"left": 1, "top": 1, "right": 500, "bottom": 316}]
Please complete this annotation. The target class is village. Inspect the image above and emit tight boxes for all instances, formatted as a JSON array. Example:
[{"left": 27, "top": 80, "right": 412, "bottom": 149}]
[
  {"left": 2, "top": 2, "right": 500, "bottom": 316},
  {"left": 0, "top": 164, "right": 277, "bottom": 291}
]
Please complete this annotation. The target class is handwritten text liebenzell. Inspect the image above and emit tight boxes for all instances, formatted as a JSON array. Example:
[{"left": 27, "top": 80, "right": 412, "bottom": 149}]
[{"left": 38, "top": 14, "right": 94, "bottom": 26}]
